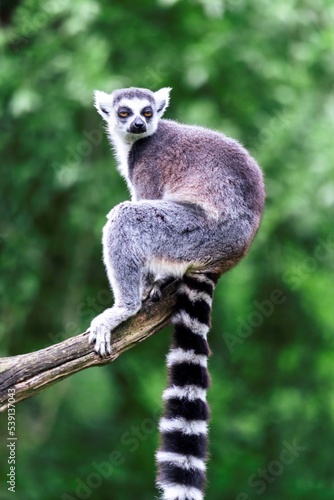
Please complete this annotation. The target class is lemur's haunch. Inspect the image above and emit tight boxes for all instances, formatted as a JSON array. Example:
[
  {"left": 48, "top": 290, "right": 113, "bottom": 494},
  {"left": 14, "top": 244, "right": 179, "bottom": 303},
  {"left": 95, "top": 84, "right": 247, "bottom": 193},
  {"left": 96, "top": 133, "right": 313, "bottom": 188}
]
[{"left": 89, "top": 87, "right": 265, "bottom": 500}]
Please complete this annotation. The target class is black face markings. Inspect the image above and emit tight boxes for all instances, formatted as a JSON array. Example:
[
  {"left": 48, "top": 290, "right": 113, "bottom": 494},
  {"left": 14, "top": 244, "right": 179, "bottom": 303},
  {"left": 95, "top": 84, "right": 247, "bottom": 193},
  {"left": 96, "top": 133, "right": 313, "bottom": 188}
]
[
  {"left": 117, "top": 104, "right": 154, "bottom": 127},
  {"left": 117, "top": 106, "right": 133, "bottom": 119},
  {"left": 141, "top": 106, "right": 153, "bottom": 119}
]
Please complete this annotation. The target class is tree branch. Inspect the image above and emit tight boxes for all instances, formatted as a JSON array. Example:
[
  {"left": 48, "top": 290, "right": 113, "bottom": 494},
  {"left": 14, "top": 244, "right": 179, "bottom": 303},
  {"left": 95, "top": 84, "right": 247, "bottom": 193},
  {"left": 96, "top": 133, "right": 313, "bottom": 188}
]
[{"left": 0, "top": 281, "right": 178, "bottom": 413}]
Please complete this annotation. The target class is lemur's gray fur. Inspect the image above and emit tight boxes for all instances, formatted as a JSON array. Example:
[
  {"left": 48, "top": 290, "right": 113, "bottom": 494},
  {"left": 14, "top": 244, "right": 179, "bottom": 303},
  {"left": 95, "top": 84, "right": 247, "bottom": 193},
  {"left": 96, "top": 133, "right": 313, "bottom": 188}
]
[
  {"left": 89, "top": 86, "right": 264, "bottom": 356},
  {"left": 88, "top": 86, "right": 264, "bottom": 500}
]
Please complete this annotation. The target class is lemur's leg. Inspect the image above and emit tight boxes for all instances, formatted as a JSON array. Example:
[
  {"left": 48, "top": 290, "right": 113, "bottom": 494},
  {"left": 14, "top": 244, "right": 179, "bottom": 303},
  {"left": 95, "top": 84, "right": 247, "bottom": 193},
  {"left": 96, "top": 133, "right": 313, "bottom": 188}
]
[
  {"left": 89, "top": 199, "right": 246, "bottom": 356},
  {"left": 89, "top": 204, "right": 145, "bottom": 355},
  {"left": 88, "top": 257, "right": 143, "bottom": 356}
]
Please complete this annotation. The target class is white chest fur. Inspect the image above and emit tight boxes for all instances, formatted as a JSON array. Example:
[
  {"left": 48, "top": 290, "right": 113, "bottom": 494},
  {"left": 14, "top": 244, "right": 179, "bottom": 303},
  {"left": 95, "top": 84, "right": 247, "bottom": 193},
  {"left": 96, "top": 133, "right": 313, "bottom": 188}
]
[
  {"left": 108, "top": 132, "right": 138, "bottom": 200},
  {"left": 109, "top": 132, "right": 132, "bottom": 180}
]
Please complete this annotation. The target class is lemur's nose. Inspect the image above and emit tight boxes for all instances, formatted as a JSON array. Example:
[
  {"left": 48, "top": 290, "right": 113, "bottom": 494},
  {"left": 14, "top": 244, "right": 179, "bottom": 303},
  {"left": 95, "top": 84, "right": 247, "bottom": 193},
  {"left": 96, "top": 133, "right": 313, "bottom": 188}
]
[
  {"left": 130, "top": 117, "right": 147, "bottom": 134},
  {"left": 134, "top": 119, "right": 145, "bottom": 129}
]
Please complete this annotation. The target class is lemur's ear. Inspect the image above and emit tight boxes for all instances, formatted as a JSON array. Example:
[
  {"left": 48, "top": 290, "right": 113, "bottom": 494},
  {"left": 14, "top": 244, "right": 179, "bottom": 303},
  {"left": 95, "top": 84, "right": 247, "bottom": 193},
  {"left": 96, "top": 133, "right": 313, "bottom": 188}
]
[
  {"left": 154, "top": 87, "right": 172, "bottom": 117},
  {"left": 94, "top": 90, "right": 114, "bottom": 120}
]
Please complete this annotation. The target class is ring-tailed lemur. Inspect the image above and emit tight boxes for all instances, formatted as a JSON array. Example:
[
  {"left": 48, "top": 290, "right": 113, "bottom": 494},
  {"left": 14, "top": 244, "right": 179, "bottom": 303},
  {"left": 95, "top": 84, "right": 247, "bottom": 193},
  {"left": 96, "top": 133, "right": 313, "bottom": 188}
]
[{"left": 89, "top": 87, "right": 265, "bottom": 500}]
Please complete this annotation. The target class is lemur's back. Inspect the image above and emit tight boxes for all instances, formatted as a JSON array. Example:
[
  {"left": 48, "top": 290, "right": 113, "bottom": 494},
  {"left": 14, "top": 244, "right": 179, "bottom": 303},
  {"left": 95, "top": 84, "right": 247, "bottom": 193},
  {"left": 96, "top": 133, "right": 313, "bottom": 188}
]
[{"left": 129, "top": 119, "right": 264, "bottom": 225}]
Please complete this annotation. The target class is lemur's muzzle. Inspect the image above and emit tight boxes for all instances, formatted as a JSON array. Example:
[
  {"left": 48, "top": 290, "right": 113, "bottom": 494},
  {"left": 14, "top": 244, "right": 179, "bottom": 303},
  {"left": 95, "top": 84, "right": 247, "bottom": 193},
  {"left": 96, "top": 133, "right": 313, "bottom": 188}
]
[{"left": 129, "top": 117, "right": 147, "bottom": 134}]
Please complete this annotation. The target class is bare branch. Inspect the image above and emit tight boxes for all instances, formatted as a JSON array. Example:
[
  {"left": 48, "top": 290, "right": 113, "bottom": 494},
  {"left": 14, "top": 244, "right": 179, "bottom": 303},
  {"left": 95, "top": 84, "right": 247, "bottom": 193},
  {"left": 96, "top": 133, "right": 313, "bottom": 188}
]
[{"left": 0, "top": 282, "right": 178, "bottom": 413}]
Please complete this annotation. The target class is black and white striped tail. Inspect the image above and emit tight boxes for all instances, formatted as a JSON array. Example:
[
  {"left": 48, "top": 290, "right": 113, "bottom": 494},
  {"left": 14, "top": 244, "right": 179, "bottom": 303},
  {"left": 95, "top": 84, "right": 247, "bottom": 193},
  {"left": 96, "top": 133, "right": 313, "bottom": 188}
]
[{"left": 156, "top": 273, "right": 218, "bottom": 500}]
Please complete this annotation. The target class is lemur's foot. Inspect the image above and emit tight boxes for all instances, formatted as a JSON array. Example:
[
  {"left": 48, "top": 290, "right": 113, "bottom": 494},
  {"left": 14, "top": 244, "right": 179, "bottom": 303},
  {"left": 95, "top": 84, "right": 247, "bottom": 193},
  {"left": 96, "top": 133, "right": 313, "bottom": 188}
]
[
  {"left": 89, "top": 305, "right": 141, "bottom": 356},
  {"left": 142, "top": 282, "right": 154, "bottom": 302},
  {"left": 150, "top": 285, "right": 162, "bottom": 302},
  {"left": 89, "top": 309, "right": 114, "bottom": 357},
  {"left": 150, "top": 277, "right": 176, "bottom": 302}
]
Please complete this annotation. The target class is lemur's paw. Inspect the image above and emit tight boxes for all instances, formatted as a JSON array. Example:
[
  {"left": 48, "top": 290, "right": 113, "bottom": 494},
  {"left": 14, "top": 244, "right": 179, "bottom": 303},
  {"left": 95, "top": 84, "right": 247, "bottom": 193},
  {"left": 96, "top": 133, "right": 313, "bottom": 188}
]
[
  {"left": 88, "top": 311, "right": 113, "bottom": 357},
  {"left": 150, "top": 285, "right": 162, "bottom": 302},
  {"left": 142, "top": 283, "right": 154, "bottom": 302}
]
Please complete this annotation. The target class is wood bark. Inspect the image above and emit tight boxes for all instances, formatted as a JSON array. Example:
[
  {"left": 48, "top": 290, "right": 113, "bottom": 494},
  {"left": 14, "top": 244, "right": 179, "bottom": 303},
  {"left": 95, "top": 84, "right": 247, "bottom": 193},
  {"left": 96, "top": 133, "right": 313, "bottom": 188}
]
[{"left": 0, "top": 281, "right": 178, "bottom": 413}]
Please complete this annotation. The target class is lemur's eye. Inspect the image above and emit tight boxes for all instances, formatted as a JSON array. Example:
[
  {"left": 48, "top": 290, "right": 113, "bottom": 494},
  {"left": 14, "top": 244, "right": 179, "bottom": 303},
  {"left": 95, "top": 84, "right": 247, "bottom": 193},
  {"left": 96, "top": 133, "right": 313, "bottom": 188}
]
[
  {"left": 118, "top": 107, "right": 131, "bottom": 118},
  {"left": 142, "top": 107, "right": 153, "bottom": 118}
]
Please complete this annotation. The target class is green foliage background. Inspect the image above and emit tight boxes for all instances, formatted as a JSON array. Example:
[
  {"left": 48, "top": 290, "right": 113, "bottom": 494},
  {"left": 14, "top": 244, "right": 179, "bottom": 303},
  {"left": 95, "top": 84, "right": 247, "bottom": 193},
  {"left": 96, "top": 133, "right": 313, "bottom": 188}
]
[{"left": 1, "top": 0, "right": 334, "bottom": 499}]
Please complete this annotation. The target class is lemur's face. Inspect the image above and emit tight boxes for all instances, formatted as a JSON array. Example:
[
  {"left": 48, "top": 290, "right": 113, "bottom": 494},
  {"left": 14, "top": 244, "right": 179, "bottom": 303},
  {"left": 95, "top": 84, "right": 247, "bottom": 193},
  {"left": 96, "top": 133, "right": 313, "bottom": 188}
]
[
  {"left": 113, "top": 97, "right": 157, "bottom": 138},
  {"left": 94, "top": 87, "right": 171, "bottom": 141}
]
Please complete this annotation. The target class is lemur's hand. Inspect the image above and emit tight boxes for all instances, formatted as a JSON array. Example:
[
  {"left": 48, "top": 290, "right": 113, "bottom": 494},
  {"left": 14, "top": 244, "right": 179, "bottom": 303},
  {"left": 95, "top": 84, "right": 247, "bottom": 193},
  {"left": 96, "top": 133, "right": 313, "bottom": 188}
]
[
  {"left": 89, "top": 309, "right": 114, "bottom": 357},
  {"left": 89, "top": 304, "right": 141, "bottom": 356}
]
